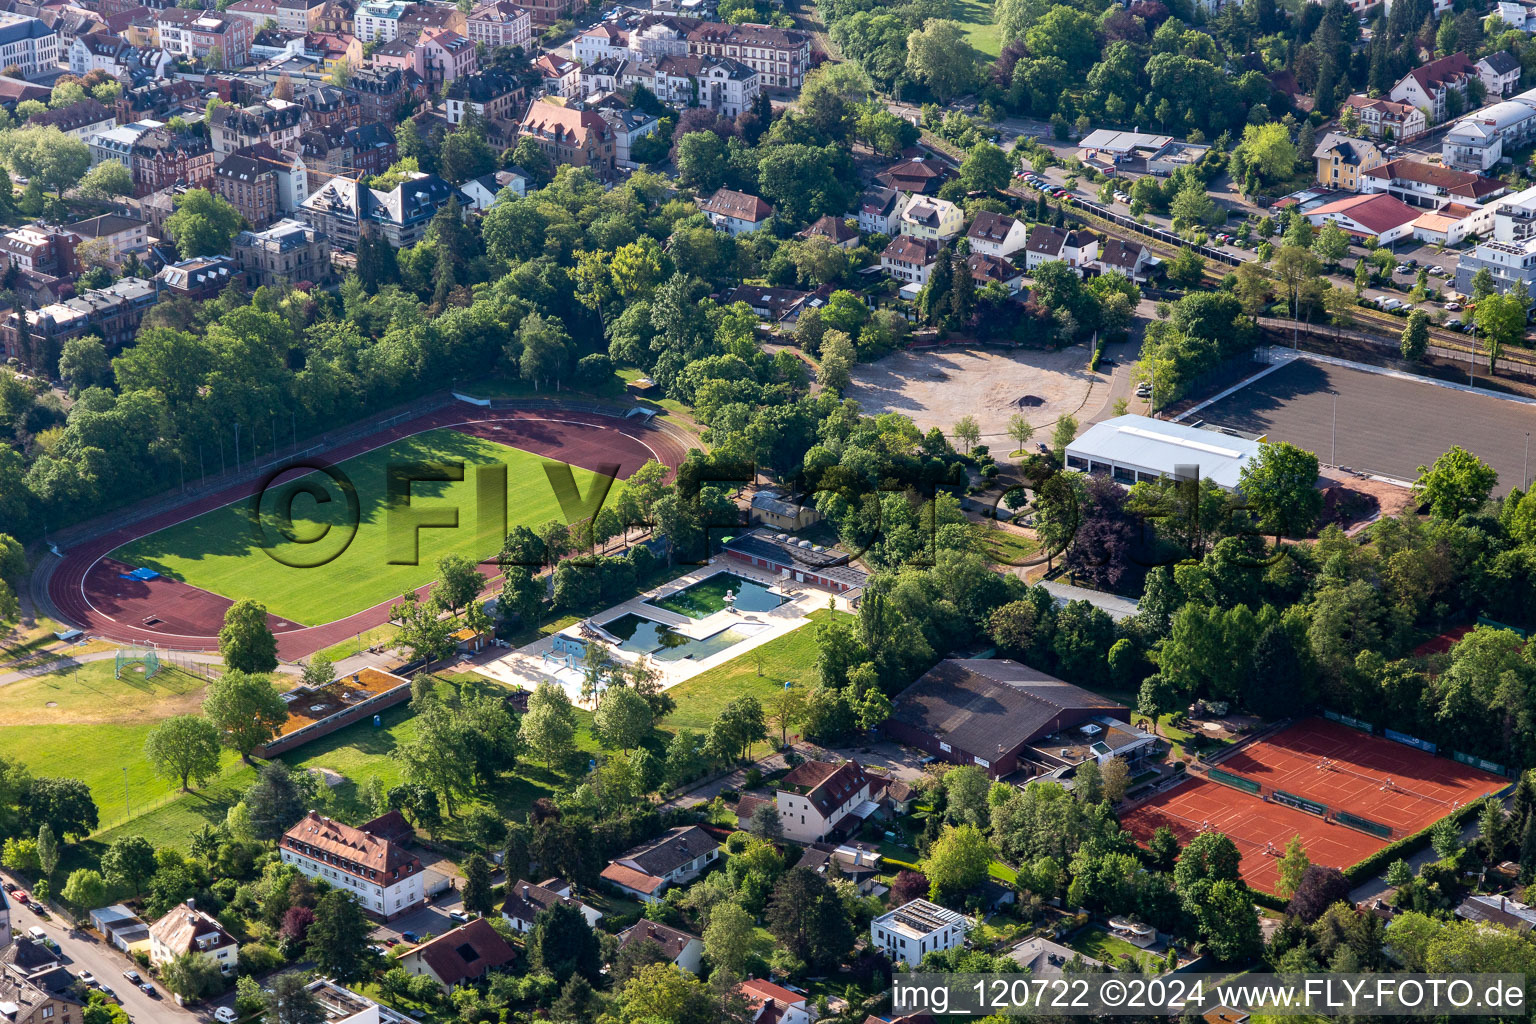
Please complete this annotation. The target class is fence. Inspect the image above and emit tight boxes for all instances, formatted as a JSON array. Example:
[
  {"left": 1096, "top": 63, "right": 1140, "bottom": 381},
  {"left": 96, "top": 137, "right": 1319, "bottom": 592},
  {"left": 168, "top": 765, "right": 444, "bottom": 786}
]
[
  {"left": 1452, "top": 750, "right": 1512, "bottom": 777},
  {"left": 1273, "top": 790, "right": 1328, "bottom": 817},
  {"left": 1384, "top": 728, "right": 1436, "bottom": 754},
  {"left": 1322, "top": 709, "right": 1375, "bottom": 733},
  {"left": 1208, "top": 766, "right": 1262, "bottom": 795},
  {"left": 1332, "top": 809, "right": 1395, "bottom": 839}
]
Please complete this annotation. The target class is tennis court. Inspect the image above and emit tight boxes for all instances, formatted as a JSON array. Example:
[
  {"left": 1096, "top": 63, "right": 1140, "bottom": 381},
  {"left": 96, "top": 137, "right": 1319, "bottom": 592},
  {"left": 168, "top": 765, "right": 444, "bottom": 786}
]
[{"left": 1123, "top": 718, "right": 1509, "bottom": 894}]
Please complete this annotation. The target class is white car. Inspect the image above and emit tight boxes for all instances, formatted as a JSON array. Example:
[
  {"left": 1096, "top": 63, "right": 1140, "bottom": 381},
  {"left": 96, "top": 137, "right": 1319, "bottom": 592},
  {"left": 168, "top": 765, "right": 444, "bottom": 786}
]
[{"left": 214, "top": 1008, "right": 239, "bottom": 1024}]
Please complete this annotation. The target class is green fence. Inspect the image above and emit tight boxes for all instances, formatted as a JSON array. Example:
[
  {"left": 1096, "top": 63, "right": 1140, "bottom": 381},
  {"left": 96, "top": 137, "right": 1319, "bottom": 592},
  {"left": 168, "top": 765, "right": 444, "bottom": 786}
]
[
  {"left": 1209, "top": 767, "right": 1262, "bottom": 795},
  {"left": 1452, "top": 750, "right": 1510, "bottom": 777},
  {"left": 1333, "top": 809, "right": 1393, "bottom": 839},
  {"left": 1274, "top": 790, "right": 1328, "bottom": 817},
  {"left": 1323, "top": 709, "right": 1374, "bottom": 733}
]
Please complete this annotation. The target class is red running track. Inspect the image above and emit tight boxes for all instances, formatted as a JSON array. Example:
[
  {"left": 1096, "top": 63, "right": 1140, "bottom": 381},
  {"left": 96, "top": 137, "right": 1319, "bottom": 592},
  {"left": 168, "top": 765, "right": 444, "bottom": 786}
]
[{"left": 49, "top": 407, "right": 690, "bottom": 661}]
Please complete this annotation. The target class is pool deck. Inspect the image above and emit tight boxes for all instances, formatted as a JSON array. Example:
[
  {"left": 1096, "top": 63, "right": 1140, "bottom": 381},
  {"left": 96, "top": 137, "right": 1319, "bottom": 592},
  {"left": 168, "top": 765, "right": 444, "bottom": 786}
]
[{"left": 477, "top": 560, "right": 853, "bottom": 707}]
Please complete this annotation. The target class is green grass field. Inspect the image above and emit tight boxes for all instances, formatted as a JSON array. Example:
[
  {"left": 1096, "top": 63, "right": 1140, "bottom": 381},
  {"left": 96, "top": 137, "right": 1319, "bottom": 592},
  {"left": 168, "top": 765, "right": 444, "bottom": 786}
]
[
  {"left": 950, "top": 0, "right": 1001, "bottom": 56},
  {"left": 112, "top": 428, "right": 610, "bottom": 625},
  {"left": 660, "top": 609, "right": 852, "bottom": 755}
]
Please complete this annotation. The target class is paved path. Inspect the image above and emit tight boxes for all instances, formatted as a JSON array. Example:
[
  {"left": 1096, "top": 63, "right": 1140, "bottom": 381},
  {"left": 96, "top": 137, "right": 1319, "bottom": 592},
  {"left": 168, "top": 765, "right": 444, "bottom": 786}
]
[{"left": 1041, "top": 580, "right": 1139, "bottom": 621}]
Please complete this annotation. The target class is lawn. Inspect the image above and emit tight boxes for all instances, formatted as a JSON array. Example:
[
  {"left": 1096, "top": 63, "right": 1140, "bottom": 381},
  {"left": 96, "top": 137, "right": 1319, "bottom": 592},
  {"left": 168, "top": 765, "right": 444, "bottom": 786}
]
[
  {"left": 948, "top": 0, "right": 1001, "bottom": 56},
  {"left": 1069, "top": 925, "right": 1163, "bottom": 972},
  {"left": 977, "top": 524, "right": 1039, "bottom": 567},
  {"left": 660, "top": 609, "right": 852, "bottom": 755},
  {"left": 112, "top": 428, "right": 611, "bottom": 625}
]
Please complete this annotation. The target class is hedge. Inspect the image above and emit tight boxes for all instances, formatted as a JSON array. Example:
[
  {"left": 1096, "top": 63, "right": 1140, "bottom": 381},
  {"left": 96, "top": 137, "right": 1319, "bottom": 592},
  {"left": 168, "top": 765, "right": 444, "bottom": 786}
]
[{"left": 1343, "top": 800, "right": 1484, "bottom": 885}]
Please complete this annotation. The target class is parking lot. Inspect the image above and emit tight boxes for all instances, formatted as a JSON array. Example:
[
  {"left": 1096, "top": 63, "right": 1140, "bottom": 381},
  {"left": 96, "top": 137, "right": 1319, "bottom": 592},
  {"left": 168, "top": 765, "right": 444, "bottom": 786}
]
[{"left": 372, "top": 888, "right": 471, "bottom": 945}]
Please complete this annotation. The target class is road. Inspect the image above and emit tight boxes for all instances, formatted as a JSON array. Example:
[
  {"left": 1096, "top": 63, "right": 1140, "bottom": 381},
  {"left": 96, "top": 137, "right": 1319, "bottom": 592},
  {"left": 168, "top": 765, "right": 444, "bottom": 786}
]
[{"left": 0, "top": 870, "right": 203, "bottom": 1023}]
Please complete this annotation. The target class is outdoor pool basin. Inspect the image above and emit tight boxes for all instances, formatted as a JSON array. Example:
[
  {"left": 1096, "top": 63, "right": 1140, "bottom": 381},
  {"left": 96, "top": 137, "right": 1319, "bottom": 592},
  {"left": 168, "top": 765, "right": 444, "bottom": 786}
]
[
  {"left": 599, "top": 613, "right": 759, "bottom": 662},
  {"left": 646, "top": 572, "right": 785, "bottom": 618}
]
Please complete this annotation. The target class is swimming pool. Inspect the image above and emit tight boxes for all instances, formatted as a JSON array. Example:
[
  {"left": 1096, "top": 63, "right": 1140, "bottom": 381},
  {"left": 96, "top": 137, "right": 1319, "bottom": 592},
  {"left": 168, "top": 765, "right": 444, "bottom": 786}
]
[
  {"left": 647, "top": 572, "right": 785, "bottom": 618},
  {"left": 599, "top": 613, "right": 754, "bottom": 662}
]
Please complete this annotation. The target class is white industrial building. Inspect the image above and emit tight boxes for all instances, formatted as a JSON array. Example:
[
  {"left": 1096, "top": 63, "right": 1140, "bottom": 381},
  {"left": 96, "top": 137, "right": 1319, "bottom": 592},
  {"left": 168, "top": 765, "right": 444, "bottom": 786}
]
[
  {"left": 1443, "top": 86, "right": 1536, "bottom": 172},
  {"left": 1454, "top": 183, "right": 1536, "bottom": 300},
  {"left": 1063, "top": 414, "right": 1266, "bottom": 491},
  {"left": 870, "top": 899, "right": 973, "bottom": 967}
]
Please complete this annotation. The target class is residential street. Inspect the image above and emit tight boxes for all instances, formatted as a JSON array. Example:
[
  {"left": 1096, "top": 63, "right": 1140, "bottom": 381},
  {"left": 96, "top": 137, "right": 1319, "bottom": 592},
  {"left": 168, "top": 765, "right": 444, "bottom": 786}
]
[{"left": 0, "top": 870, "right": 204, "bottom": 1023}]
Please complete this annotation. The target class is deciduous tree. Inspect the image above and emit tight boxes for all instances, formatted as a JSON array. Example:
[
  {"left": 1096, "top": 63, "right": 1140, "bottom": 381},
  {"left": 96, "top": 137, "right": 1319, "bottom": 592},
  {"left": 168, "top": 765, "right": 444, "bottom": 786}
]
[
  {"left": 203, "top": 669, "right": 287, "bottom": 762},
  {"left": 143, "top": 714, "right": 222, "bottom": 791}
]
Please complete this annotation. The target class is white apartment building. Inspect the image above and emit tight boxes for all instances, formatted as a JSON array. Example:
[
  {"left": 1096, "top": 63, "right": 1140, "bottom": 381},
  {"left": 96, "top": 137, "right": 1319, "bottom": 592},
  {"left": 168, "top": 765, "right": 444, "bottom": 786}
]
[
  {"left": 871, "top": 900, "right": 973, "bottom": 967},
  {"left": 573, "top": 22, "right": 628, "bottom": 63},
  {"left": 965, "top": 210, "right": 1029, "bottom": 258},
  {"left": 353, "top": 0, "right": 409, "bottom": 41},
  {"left": 280, "top": 811, "right": 425, "bottom": 920},
  {"left": 88, "top": 120, "right": 163, "bottom": 168},
  {"left": 466, "top": 0, "right": 530, "bottom": 48},
  {"left": 686, "top": 22, "right": 809, "bottom": 89},
  {"left": 0, "top": 14, "right": 58, "bottom": 78},
  {"left": 775, "top": 760, "right": 879, "bottom": 844}
]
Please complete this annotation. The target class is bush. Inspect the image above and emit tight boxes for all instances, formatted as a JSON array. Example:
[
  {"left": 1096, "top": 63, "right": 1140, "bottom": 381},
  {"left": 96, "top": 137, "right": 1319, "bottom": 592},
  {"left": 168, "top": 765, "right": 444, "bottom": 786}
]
[{"left": 236, "top": 942, "right": 285, "bottom": 974}]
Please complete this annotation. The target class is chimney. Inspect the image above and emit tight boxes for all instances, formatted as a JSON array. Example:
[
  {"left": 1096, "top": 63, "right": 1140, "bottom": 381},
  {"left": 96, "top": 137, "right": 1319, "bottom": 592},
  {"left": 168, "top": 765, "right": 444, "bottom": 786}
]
[
  {"left": 186, "top": 898, "right": 195, "bottom": 910},
  {"left": 522, "top": 885, "right": 529, "bottom": 897}
]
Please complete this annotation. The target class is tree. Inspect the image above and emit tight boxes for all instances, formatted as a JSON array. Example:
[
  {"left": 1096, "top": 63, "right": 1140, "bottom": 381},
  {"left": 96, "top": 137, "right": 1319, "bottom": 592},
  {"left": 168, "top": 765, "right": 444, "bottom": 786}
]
[
  {"left": 1277, "top": 834, "right": 1310, "bottom": 897},
  {"left": 61, "top": 867, "right": 105, "bottom": 908},
  {"left": 766, "top": 868, "right": 854, "bottom": 971},
  {"left": 307, "top": 890, "right": 373, "bottom": 982},
  {"left": 891, "top": 869, "right": 929, "bottom": 904},
  {"left": 218, "top": 598, "right": 278, "bottom": 674},
  {"left": 165, "top": 189, "right": 244, "bottom": 259},
  {"left": 1431, "top": 816, "right": 1463, "bottom": 860},
  {"left": 1148, "top": 827, "right": 1180, "bottom": 871},
  {"left": 264, "top": 972, "right": 325, "bottom": 1024},
  {"left": 1238, "top": 122, "right": 1298, "bottom": 183},
  {"left": 1192, "top": 878, "right": 1262, "bottom": 962},
  {"left": 906, "top": 20, "right": 979, "bottom": 101},
  {"left": 0, "top": 125, "right": 89, "bottom": 196},
  {"left": 703, "top": 900, "right": 757, "bottom": 974},
  {"left": 1312, "top": 221, "right": 1350, "bottom": 265},
  {"left": 203, "top": 669, "right": 288, "bottom": 762},
  {"left": 619, "top": 963, "right": 717, "bottom": 1024},
  {"left": 1414, "top": 446, "right": 1498, "bottom": 520},
  {"left": 143, "top": 715, "right": 222, "bottom": 791},
  {"left": 1474, "top": 289, "right": 1526, "bottom": 373},
  {"left": 816, "top": 329, "right": 854, "bottom": 393},
  {"left": 517, "top": 312, "right": 569, "bottom": 390},
  {"left": 594, "top": 684, "right": 652, "bottom": 752},
  {"left": 244, "top": 761, "right": 307, "bottom": 841},
  {"left": 925, "top": 823, "right": 992, "bottom": 900},
  {"left": 1288, "top": 864, "right": 1351, "bottom": 922},
  {"left": 1472, "top": 267, "right": 1497, "bottom": 301},
  {"left": 162, "top": 951, "right": 225, "bottom": 1002},
  {"left": 101, "top": 835, "right": 156, "bottom": 895},
  {"left": 1006, "top": 413, "right": 1034, "bottom": 455},
  {"left": 1100, "top": 757, "right": 1130, "bottom": 803},
  {"left": 952, "top": 415, "right": 981, "bottom": 454},
  {"left": 462, "top": 853, "right": 494, "bottom": 916},
  {"left": 430, "top": 551, "right": 483, "bottom": 619},
  {"left": 1170, "top": 182, "right": 1219, "bottom": 229},
  {"left": 57, "top": 335, "right": 111, "bottom": 392},
  {"left": 25, "top": 778, "right": 97, "bottom": 840},
  {"left": 1401, "top": 309, "right": 1430, "bottom": 362},
  {"left": 1174, "top": 830, "right": 1241, "bottom": 892},
  {"left": 1239, "top": 441, "right": 1322, "bottom": 540},
  {"left": 35, "top": 823, "right": 57, "bottom": 879},
  {"left": 1167, "top": 245, "right": 1204, "bottom": 289},
  {"left": 76, "top": 160, "right": 133, "bottom": 201},
  {"left": 710, "top": 696, "right": 768, "bottom": 763},
  {"left": 960, "top": 141, "right": 1010, "bottom": 193},
  {"left": 520, "top": 682, "right": 578, "bottom": 767},
  {"left": 530, "top": 902, "right": 603, "bottom": 983},
  {"left": 1051, "top": 414, "right": 1078, "bottom": 458},
  {"left": 748, "top": 801, "right": 784, "bottom": 840}
]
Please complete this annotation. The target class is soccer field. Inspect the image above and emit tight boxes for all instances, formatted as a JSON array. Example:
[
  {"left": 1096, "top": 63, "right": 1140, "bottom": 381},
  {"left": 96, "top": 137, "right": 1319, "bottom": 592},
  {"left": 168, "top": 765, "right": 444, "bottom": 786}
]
[{"left": 112, "top": 428, "right": 612, "bottom": 626}]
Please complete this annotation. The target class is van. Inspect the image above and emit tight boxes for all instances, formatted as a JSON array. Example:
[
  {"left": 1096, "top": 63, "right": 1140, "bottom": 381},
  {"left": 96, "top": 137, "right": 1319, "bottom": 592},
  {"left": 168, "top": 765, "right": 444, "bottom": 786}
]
[{"left": 27, "top": 926, "right": 46, "bottom": 943}]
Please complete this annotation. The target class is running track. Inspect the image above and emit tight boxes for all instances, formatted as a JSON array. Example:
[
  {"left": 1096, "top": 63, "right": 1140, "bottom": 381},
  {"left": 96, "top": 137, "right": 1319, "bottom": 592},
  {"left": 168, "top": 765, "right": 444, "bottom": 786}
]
[{"left": 47, "top": 406, "right": 691, "bottom": 661}]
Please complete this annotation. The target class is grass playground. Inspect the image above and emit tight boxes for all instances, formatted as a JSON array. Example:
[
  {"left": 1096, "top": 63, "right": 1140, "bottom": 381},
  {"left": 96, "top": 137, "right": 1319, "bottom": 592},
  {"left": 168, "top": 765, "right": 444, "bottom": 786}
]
[{"left": 111, "top": 428, "right": 613, "bottom": 626}]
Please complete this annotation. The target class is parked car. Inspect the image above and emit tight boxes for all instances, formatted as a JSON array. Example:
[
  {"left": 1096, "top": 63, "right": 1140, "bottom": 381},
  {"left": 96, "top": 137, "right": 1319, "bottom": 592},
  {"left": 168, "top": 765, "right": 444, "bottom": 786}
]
[
  {"left": 122, "top": 971, "right": 142, "bottom": 984},
  {"left": 1394, "top": 264, "right": 1411, "bottom": 274},
  {"left": 1428, "top": 266, "right": 1448, "bottom": 276},
  {"left": 77, "top": 973, "right": 96, "bottom": 987},
  {"left": 12, "top": 890, "right": 28, "bottom": 904},
  {"left": 215, "top": 1008, "right": 239, "bottom": 1024},
  {"left": 1444, "top": 301, "right": 1462, "bottom": 311},
  {"left": 139, "top": 982, "right": 158, "bottom": 997},
  {"left": 449, "top": 910, "right": 471, "bottom": 923},
  {"left": 1447, "top": 318, "right": 1463, "bottom": 328},
  {"left": 400, "top": 931, "right": 419, "bottom": 944},
  {"left": 1381, "top": 298, "right": 1404, "bottom": 310}
]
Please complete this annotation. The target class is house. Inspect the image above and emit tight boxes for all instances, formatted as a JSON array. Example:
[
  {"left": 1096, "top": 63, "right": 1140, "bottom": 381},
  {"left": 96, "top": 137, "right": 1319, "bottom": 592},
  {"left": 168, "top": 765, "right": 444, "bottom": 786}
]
[
  {"left": 740, "top": 979, "right": 815, "bottom": 1024},
  {"left": 353, "top": 0, "right": 408, "bottom": 41},
  {"left": 899, "top": 195, "right": 963, "bottom": 242},
  {"left": 155, "top": 8, "right": 252, "bottom": 66},
  {"left": 881, "top": 234, "right": 940, "bottom": 285},
  {"left": 299, "top": 123, "right": 397, "bottom": 191},
  {"left": 148, "top": 900, "right": 238, "bottom": 975},
  {"left": 417, "top": 29, "right": 476, "bottom": 87},
  {"left": 296, "top": 82, "right": 362, "bottom": 129},
  {"left": 870, "top": 900, "right": 972, "bottom": 967},
  {"left": 966, "top": 210, "right": 1028, "bottom": 258},
  {"left": 1343, "top": 93, "right": 1427, "bottom": 141},
  {"left": 1455, "top": 184, "right": 1536, "bottom": 297},
  {"left": 596, "top": 103, "right": 661, "bottom": 167},
  {"left": 776, "top": 759, "right": 879, "bottom": 843},
  {"left": 225, "top": 0, "right": 280, "bottom": 31},
  {"left": 350, "top": 63, "right": 424, "bottom": 124},
  {"left": 28, "top": 98, "right": 115, "bottom": 142},
  {"left": 1096, "top": 238, "right": 1154, "bottom": 282},
  {"left": 724, "top": 283, "right": 823, "bottom": 324},
  {"left": 1479, "top": 51, "right": 1523, "bottom": 99},
  {"left": 798, "top": 215, "right": 860, "bottom": 249},
  {"left": 722, "top": 528, "right": 868, "bottom": 593},
  {"left": 0, "top": 277, "right": 158, "bottom": 359},
  {"left": 649, "top": 54, "right": 759, "bottom": 118},
  {"left": 302, "top": 978, "right": 413, "bottom": 1022},
  {"left": 233, "top": 218, "right": 332, "bottom": 288},
  {"left": 686, "top": 22, "right": 808, "bottom": 89},
  {"left": 1312, "top": 131, "right": 1384, "bottom": 192},
  {"left": 445, "top": 68, "right": 523, "bottom": 124},
  {"left": 210, "top": 100, "right": 305, "bottom": 156},
  {"left": 617, "top": 920, "right": 704, "bottom": 974},
  {"left": 517, "top": 99, "right": 616, "bottom": 177},
  {"left": 1455, "top": 893, "right": 1536, "bottom": 934},
  {"left": 534, "top": 53, "right": 581, "bottom": 97},
  {"left": 68, "top": 31, "right": 135, "bottom": 75},
  {"left": 276, "top": 0, "right": 327, "bottom": 33},
  {"left": 1360, "top": 158, "right": 1508, "bottom": 210},
  {"left": 0, "top": 938, "right": 80, "bottom": 1024},
  {"left": 214, "top": 145, "right": 293, "bottom": 227},
  {"left": 884, "top": 658, "right": 1129, "bottom": 778},
  {"left": 1410, "top": 201, "right": 1495, "bottom": 246},
  {"left": 299, "top": 171, "right": 456, "bottom": 249},
  {"left": 308, "top": 30, "right": 363, "bottom": 68},
  {"left": 573, "top": 22, "right": 628, "bottom": 64},
  {"left": 630, "top": 14, "right": 692, "bottom": 59},
  {"left": 157, "top": 255, "right": 236, "bottom": 299},
  {"left": 1390, "top": 52, "right": 1476, "bottom": 125},
  {"left": 465, "top": 0, "right": 530, "bottom": 49},
  {"left": 749, "top": 488, "right": 821, "bottom": 530},
  {"left": 280, "top": 810, "right": 426, "bottom": 919},
  {"left": 599, "top": 825, "right": 720, "bottom": 902},
  {"left": 853, "top": 186, "right": 902, "bottom": 235},
  {"left": 0, "top": 13, "right": 59, "bottom": 77},
  {"left": 115, "top": 79, "right": 199, "bottom": 126},
  {"left": 1023, "top": 225, "right": 1097, "bottom": 274},
  {"left": 1304, "top": 191, "right": 1419, "bottom": 245},
  {"left": 1010, "top": 936, "right": 1106, "bottom": 976},
  {"left": 965, "top": 252, "right": 1024, "bottom": 294},
  {"left": 0, "top": 226, "right": 78, "bottom": 277},
  {"left": 875, "top": 156, "right": 949, "bottom": 195},
  {"left": 501, "top": 878, "right": 603, "bottom": 932},
  {"left": 67, "top": 213, "right": 149, "bottom": 264},
  {"left": 795, "top": 841, "right": 883, "bottom": 894},
  {"left": 459, "top": 168, "right": 528, "bottom": 211},
  {"left": 701, "top": 187, "right": 774, "bottom": 234},
  {"left": 398, "top": 918, "right": 517, "bottom": 992},
  {"left": 1064, "top": 413, "right": 1263, "bottom": 491}
]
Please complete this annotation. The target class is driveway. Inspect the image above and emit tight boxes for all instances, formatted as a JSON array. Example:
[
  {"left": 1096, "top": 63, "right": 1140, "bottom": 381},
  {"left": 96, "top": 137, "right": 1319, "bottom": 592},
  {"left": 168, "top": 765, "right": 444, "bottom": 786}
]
[
  {"left": 0, "top": 872, "right": 203, "bottom": 1023},
  {"left": 372, "top": 889, "right": 467, "bottom": 944}
]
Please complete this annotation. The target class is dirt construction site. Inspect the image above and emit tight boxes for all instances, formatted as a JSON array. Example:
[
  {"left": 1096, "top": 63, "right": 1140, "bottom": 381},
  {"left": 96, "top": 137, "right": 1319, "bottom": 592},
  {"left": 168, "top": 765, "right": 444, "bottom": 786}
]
[{"left": 843, "top": 346, "right": 1096, "bottom": 445}]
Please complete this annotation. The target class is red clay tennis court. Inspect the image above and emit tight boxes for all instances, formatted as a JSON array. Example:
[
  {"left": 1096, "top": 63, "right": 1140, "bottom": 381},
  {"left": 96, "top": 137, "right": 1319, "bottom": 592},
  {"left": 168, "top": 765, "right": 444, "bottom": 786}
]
[{"left": 1122, "top": 718, "right": 1510, "bottom": 894}]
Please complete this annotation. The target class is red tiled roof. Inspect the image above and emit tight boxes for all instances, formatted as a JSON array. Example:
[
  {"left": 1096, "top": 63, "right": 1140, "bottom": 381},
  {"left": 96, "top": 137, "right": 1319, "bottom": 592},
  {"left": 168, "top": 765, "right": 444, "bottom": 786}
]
[
  {"left": 409, "top": 919, "right": 516, "bottom": 987},
  {"left": 702, "top": 187, "right": 773, "bottom": 222},
  {"left": 1309, "top": 192, "right": 1419, "bottom": 235},
  {"left": 600, "top": 862, "right": 666, "bottom": 893},
  {"left": 1407, "top": 52, "right": 1474, "bottom": 94},
  {"left": 1363, "top": 158, "right": 1505, "bottom": 200}
]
